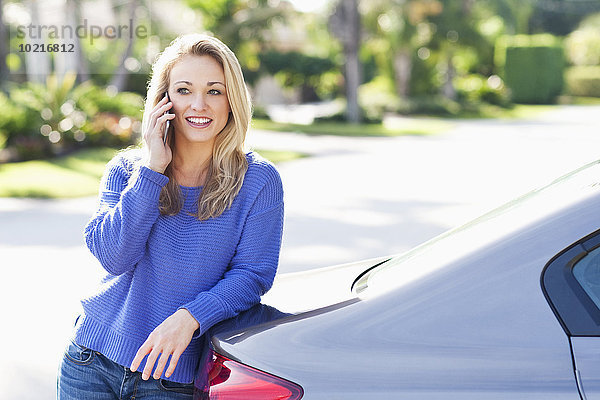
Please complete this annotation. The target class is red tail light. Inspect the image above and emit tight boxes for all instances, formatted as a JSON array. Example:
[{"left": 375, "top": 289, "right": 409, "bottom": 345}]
[{"left": 205, "top": 350, "right": 303, "bottom": 400}]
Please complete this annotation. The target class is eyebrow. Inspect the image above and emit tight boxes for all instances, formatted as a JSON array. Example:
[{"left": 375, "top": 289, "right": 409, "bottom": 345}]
[{"left": 173, "top": 80, "right": 225, "bottom": 87}]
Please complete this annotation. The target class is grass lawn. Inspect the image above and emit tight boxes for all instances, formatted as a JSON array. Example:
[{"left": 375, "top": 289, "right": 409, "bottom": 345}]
[
  {"left": 453, "top": 98, "right": 600, "bottom": 119},
  {"left": 0, "top": 147, "right": 305, "bottom": 198},
  {"left": 252, "top": 117, "right": 453, "bottom": 137},
  {"left": 456, "top": 104, "right": 558, "bottom": 119},
  {"left": 0, "top": 147, "right": 118, "bottom": 198},
  {"left": 250, "top": 104, "right": 563, "bottom": 136}
]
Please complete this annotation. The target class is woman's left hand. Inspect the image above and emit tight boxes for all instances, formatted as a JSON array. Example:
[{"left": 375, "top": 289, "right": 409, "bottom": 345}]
[{"left": 130, "top": 309, "right": 200, "bottom": 380}]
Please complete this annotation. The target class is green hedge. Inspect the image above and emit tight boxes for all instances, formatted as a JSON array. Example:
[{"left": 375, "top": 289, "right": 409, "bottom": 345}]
[
  {"left": 495, "top": 35, "right": 565, "bottom": 104},
  {"left": 565, "top": 66, "right": 600, "bottom": 97}
]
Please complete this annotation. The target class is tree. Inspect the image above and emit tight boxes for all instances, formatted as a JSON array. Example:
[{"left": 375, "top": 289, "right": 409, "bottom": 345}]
[
  {"left": 186, "top": 0, "right": 284, "bottom": 54},
  {"left": 24, "top": 0, "right": 50, "bottom": 82},
  {"left": 484, "top": 0, "right": 536, "bottom": 34},
  {"left": 0, "top": 0, "right": 8, "bottom": 87},
  {"left": 108, "top": 0, "right": 139, "bottom": 91},
  {"left": 329, "top": 0, "right": 362, "bottom": 123},
  {"left": 362, "top": 0, "right": 445, "bottom": 99},
  {"left": 57, "top": 0, "right": 89, "bottom": 83},
  {"left": 426, "top": 0, "right": 488, "bottom": 100}
]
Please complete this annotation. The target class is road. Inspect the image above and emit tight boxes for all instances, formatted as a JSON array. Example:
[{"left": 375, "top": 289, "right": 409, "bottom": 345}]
[{"left": 1, "top": 105, "right": 599, "bottom": 398}]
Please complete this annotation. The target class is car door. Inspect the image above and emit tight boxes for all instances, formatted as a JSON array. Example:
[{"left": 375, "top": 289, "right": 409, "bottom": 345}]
[{"left": 543, "top": 230, "right": 600, "bottom": 400}]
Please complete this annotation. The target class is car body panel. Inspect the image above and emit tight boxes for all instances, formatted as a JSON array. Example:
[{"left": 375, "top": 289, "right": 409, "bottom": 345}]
[
  {"left": 206, "top": 160, "right": 600, "bottom": 399},
  {"left": 572, "top": 337, "right": 600, "bottom": 400}
]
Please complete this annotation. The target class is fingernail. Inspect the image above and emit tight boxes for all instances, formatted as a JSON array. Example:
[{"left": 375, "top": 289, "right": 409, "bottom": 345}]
[{"left": 142, "top": 374, "right": 149, "bottom": 380}]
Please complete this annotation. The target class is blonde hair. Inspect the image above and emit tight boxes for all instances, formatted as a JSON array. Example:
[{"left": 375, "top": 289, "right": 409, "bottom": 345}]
[{"left": 142, "top": 33, "right": 251, "bottom": 220}]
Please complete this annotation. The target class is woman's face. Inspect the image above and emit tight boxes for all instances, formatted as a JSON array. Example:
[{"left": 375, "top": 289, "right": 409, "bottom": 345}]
[{"left": 167, "top": 54, "right": 231, "bottom": 147}]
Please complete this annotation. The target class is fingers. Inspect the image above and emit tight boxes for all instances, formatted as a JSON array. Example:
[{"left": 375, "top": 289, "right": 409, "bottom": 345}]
[
  {"left": 150, "top": 97, "right": 172, "bottom": 125},
  {"left": 130, "top": 310, "right": 197, "bottom": 380},
  {"left": 130, "top": 339, "right": 183, "bottom": 380},
  {"left": 130, "top": 341, "right": 151, "bottom": 373},
  {"left": 145, "top": 110, "right": 174, "bottom": 140},
  {"left": 153, "top": 351, "right": 171, "bottom": 380},
  {"left": 164, "top": 352, "right": 182, "bottom": 378},
  {"left": 134, "top": 348, "right": 183, "bottom": 380},
  {"left": 143, "top": 347, "right": 161, "bottom": 380},
  {"left": 144, "top": 97, "right": 173, "bottom": 140}
]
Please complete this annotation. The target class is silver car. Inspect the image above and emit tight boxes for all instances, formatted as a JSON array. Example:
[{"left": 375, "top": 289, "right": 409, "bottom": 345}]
[{"left": 195, "top": 160, "right": 600, "bottom": 399}]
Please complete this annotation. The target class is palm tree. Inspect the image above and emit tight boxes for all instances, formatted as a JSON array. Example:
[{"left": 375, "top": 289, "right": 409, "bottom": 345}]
[
  {"left": 25, "top": 0, "right": 50, "bottom": 82},
  {"left": 329, "top": 0, "right": 362, "bottom": 123},
  {"left": 108, "top": 0, "right": 138, "bottom": 91}
]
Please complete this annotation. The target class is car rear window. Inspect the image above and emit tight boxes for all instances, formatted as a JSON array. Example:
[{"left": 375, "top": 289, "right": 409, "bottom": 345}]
[{"left": 573, "top": 246, "right": 600, "bottom": 309}]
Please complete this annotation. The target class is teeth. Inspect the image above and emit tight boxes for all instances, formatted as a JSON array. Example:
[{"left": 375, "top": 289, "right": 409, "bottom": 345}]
[{"left": 187, "top": 117, "right": 211, "bottom": 124}]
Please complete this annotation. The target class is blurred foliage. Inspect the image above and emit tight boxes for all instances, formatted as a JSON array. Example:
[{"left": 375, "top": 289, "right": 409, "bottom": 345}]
[
  {"left": 1, "top": 75, "right": 142, "bottom": 161},
  {"left": 565, "top": 12, "right": 600, "bottom": 66},
  {"left": 185, "top": 0, "right": 288, "bottom": 85},
  {"left": 358, "top": 75, "right": 400, "bottom": 122},
  {"left": 2, "top": 0, "right": 600, "bottom": 163},
  {"left": 454, "top": 74, "right": 510, "bottom": 106},
  {"left": 529, "top": 1, "right": 600, "bottom": 35},
  {"left": 565, "top": 66, "right": 600, "bottom": 97},
  {"left": 260, "top": 50, "right": 337, "bottom": 102}
]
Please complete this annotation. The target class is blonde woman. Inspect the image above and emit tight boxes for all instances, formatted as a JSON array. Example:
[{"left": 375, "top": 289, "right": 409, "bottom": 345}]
[{"left": 57, "top": 34, "right": 284, "bottom": 399}]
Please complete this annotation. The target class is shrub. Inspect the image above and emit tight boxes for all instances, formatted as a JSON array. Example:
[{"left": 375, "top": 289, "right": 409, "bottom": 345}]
[
  {"left": 358, "top": 75, "right": 399, "bottom": 122},
  {"left": 396, "top": 96, "right": 461, "bottom": 116},
  {"left": 565, "top": 12, "right": 600, "bottom": 67},
  {"left": 454, "top": 74, "right": 510, "bottom": 106},
  {"left": 0, "top": 91, "right": 28, "bottom": 152},
  {"left": 73, "top": 82, "right": 143, "bottom": 119},
  {"left": 565, "top": 29, "right": 600, "bottom": 66},
  {"left": 565, "top": 66, "right": 600, "bottom": 97},
  {"left": 72, "top": 83, "right": 143, "bottom": 147},
  {"left": 259, "top": 50, "right": 338, "bottom": 102},
  {"left": 2, "top": 77, "right": 143, "bottom": 161},
  {"left": 495, "top": 34, "right": 565, "bottom": 104}
]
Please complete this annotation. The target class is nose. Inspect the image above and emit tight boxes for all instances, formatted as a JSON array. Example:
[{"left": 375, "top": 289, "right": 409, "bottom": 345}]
[{"left": 190, "top": 93, "right": 207, "bottom": 111}]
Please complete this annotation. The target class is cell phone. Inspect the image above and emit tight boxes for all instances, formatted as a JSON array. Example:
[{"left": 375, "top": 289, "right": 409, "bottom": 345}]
[{"left": 164, "top": 91, "right": 172, "bottom": 144}]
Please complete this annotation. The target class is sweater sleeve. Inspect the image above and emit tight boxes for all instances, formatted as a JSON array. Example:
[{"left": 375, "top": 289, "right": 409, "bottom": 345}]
[
  {"left": 180, "top": 163, "right": 284, "bottom": 335},
  {"left": 83, "top": 153, "right": 169, "bottom": 276}
]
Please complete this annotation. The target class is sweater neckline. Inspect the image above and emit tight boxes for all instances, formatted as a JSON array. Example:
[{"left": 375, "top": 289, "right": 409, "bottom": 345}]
[{"left": 180, "top": 184, "right": 202, "bottom": 190}]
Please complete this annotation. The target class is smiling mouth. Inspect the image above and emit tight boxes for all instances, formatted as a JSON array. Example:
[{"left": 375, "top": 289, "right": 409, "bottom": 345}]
[{"left": 186, "top": 117, "right": 212, "bottom": 128}]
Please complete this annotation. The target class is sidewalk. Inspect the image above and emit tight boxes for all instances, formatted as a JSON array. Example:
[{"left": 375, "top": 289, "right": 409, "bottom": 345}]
[{"left": 1, "top": 104, "right": 599, "bottom": 398}]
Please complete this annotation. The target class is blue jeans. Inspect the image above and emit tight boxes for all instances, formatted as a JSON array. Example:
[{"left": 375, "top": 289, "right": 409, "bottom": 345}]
[{"left": 57, "top": 340, "right": 196, "bottom": 399}]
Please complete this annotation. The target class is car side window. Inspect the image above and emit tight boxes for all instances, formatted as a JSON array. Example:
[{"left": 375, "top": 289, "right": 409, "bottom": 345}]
[{"left": 573, "top": 247, "right": 600, "bottom": 310}]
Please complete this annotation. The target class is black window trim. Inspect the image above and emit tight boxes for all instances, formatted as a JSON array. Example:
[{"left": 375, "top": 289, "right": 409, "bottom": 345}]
[{"left": 541, "top": 228, "right": 600, "bottom": 337}]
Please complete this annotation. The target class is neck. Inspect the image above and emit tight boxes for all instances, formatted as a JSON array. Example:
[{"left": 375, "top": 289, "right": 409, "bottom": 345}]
[{"left": 171, "top": 142, "right": 213, "bottom": 187}]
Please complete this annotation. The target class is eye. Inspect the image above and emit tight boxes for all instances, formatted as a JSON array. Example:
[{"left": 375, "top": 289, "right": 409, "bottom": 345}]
[
  {"left": 208, "top": 89, "right": 222, "bottom": 95},
  {"left": 176, "top": 87, "right": 190, "bottom": 95}
]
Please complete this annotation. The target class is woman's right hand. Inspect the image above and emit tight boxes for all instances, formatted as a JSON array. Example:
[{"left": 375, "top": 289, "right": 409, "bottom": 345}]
[{"left": 143, "top": 94, "right": 175, "bottom": 174}]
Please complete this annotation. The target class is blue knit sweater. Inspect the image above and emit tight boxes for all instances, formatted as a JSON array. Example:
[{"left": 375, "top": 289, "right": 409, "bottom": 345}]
[{"left": 74, "top": 149, "right": 284, "bottom": 384}]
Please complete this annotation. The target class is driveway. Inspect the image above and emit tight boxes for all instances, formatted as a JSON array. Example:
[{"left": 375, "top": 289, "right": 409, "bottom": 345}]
[{"left": 1, "top": 105, "right": 599, "bottom": 398}]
